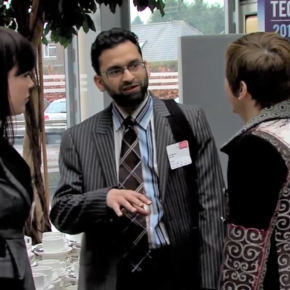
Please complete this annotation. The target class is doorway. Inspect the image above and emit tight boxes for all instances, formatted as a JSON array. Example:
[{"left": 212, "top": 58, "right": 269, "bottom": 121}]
[{"left": 239, "top": 0, "right": 258, "bottom": 33}]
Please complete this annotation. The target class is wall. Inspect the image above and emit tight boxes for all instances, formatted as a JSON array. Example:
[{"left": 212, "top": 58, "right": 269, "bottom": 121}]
[{"left": 179, "top": 34, "right": 245, "bottom": 180}]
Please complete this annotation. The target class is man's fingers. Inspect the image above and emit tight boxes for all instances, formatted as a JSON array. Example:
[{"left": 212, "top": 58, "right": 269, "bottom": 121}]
[
  {"left": 109, "top": 191, "right": 151, "bottom": 217},
  {"left": 112, "top": 204, "right": 123, "bottom": 217},
  {"left": 135, "top": 206, "right": 150, "bottom": 216},
  {"left": 126, "top": 195, "right": 146, "bottom": 208},
  {"left": 127, "top": 191, "right": 151, "bottom": 204},
  {"left": 119, "top": 199, "right": 137, "bottom": 213},
  {"left": 139, "top": 194, "right": 151, "bottom": 204}
]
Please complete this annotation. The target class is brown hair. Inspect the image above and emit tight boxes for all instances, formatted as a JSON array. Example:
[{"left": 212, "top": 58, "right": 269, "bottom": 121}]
[
  {"left": 226, "top": 32, "right": 290, "bottom": 108},
  {"left": 0, "top": 27, "right": 35, "bottom": 144}
]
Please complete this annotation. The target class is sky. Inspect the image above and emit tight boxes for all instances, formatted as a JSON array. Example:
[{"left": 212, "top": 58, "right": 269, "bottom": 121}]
[{"left": 130, "top": 0, "right": 225, "bottom": 22}]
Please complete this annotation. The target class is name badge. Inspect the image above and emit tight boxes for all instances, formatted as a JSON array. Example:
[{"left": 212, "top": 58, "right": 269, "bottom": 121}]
[{"left": 166, "top": 141, "right": 192, "bottom": 170}]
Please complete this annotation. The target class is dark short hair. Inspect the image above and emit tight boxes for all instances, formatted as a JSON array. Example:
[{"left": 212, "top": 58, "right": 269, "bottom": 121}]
[
  {"left": 0, "top": 27, "right": 35, "bottom": 143},
  {"left": 91, "top": 28, "right": 142, "bottom": 75},
  {"left": 226, "top": 32, "right": 290, "bottom": 108}
]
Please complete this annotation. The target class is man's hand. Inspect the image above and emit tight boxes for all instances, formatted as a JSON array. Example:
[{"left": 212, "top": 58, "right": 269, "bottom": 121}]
[{"left": 106, "top": 188, "right": 151, "bottom": 217}]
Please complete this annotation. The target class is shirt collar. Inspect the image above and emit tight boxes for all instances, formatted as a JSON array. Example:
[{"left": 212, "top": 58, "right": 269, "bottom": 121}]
[{"left": 112, "top": 94, "right": 153, "bottom": 131}]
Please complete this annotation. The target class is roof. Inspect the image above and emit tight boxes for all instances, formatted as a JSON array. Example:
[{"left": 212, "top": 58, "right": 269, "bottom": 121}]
[{"left": 131, "top": 20, "right": 203, "bottom": 62}]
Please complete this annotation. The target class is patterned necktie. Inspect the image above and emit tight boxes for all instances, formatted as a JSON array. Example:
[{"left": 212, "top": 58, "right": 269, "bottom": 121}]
[{"left": 118, "top": 116, "right": 151, "bottom": 272}]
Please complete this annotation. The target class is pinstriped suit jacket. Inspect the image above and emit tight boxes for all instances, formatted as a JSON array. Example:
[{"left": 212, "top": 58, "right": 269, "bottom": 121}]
[{"left": 50, "top": 97, "right": 225, "bottom": 290}]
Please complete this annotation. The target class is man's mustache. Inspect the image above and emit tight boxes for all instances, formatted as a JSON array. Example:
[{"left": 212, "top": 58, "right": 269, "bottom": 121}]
[{"left": 120, "top": 83, "right": 140, "bottom": 90}]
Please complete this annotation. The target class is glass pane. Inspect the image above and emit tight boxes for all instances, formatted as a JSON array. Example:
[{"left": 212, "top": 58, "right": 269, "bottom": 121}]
[
  {"left": 130, "top": 0, "right": 225, "bottom": 100},
  {"left": 48, "top": 45, "right": 57, "bottom": 57},
  {"left": 45, "top": 101, "right": 67, "bottom": 113},
  {"left": 13, "top": 40, "right": 67, "bottom": 207},
  {"left": 245, "top": 15, "right": 258, "bottom": 33}
]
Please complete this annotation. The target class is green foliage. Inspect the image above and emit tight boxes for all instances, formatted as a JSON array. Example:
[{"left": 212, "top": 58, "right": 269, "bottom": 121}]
[
  {"left": 0, "top": 4, "right": 17, "bottom": 29},
  {"left": 148, "top": 0, "right": 225, "bottom": 35},
  {"left": 0, "top": 0, "right": 166, "bottom": 47}
]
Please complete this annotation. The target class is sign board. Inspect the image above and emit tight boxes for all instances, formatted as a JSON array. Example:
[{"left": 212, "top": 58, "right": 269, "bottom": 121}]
[{"left": 258, "top": 0, "right": 290, "bottom": 37}]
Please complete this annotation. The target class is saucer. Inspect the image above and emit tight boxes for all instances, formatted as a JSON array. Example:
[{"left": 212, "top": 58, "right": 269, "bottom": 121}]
[
  {"left": 64, "top": 273, "right": 78, "bottom": 282},
  {"left": 34, "top": 246, "right": 72, "bottom": 258},
  {"left": 45, "top": 284, "right": 54, "bottom": 289},
  {"left": 70, "top": 240, "right": 81, "bottom": 247},
  {"left": 72, "top": 245, "right": 81, "bottom": 256}
]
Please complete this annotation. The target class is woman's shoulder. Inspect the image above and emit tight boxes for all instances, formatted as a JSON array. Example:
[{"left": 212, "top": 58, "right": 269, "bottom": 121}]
[
  {"left": 233, "top": 132, "right": 287, "bottom": 172},
  {"left": 235, "top": 132, "right": 271, "bottom": 149}
]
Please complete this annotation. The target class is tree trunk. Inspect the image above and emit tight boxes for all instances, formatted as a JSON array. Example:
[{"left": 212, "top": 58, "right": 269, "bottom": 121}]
[{"left": 23, "top": 2, "right": 51, "bottom": 244}]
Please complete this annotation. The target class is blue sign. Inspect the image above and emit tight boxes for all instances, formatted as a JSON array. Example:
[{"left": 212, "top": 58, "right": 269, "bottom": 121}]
[{"left": 258, "top": 0, "right": 290, "bottom": 38}]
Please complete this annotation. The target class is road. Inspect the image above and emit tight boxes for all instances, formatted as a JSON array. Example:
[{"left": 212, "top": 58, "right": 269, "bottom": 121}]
[{"left": 14, "top": 144, "right": 60, "bottom": 172}]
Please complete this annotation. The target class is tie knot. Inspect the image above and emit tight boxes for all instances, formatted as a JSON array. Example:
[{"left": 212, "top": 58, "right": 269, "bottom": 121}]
[{"left": 123, "top": 117, "right": 135, "bottom": 128}]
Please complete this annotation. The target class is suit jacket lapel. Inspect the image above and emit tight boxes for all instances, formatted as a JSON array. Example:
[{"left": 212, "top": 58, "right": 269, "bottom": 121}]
[
  {"left": 91, "top": 98, "right": 175, "bottom": 195},
  {"left": 153, "top": 97, "right": 174, "bottom": 201},
  {"left": 91, "top": 105, "right": 118, "bottom": 187},
  {"left": 0, "top": 156, "right": 31, "bottom": 208}
]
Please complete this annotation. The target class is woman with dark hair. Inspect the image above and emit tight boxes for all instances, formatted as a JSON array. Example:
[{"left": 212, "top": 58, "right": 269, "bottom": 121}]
[
  {"left": 0, "top": 27, "right": 36, "bottom": 289},
  {"left": 219, "top": 32, "right": 290, "bottom": 289}
]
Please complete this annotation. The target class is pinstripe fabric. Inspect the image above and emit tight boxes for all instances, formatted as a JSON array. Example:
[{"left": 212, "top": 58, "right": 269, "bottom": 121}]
[
  {"left": 50, "top": 97, "right": 225, "bottom": 290},
  {"left": 154, "top": 99, "right": 226, "bottom": 288}
]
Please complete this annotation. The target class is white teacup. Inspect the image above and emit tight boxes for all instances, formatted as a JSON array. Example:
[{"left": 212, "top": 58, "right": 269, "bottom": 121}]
[
  {"left": 42, "top": 232, "right": 64, "bottom": 239},
  {"left": 32, "top": 265, "right": 58, "bottom": 282},
  {"left": 25, "top": 235, "right": 32, "bottom": 244},
  {"left": 42, "top": 237, "right": 64, "bottom": 253},
  {"left": 74, "top": 262, "right": 79, "bottom": 279},
  {"left": 32, "top": 272, "right": 49, "bottom": 290},
  {"left": 25, "top": 235, "right": 32, "bottom": 250},
  {"left": 38, "top": 259, "right": 65, "bottom": 271},
  {"left": 42, "top": 232, "right": 69, "bottom": 250}
]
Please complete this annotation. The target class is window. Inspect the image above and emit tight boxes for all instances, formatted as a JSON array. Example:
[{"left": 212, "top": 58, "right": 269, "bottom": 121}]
[
  {"left": 45, "top": 101, "right": 66, "bottom": 113},
  {"left": 43, "top": 43, "right": 57, "bottom": 59},
  {"left": 245, "top": 15, "right": 258, "bottom": 33},
  {"left": 130, "top": 0, "right": 225, "bottom": 99},
  {"left": 139, "top": 41, "right": 147, "bottom": 48}
]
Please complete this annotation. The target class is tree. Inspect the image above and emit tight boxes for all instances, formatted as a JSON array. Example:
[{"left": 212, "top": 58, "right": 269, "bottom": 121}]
[
  {"left": 132, "top": 15, "right": 144, "bottom": 25},
  {"left": 0, "top": 0, "right": 165, "bottom": 244},
  {"left": 148, "top": 0, "right": 225, "bottom": 35}
]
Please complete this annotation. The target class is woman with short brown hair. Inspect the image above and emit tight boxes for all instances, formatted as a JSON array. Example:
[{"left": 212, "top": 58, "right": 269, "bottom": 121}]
[{"left": 219, "top": 32, "right": 290, "bottom": 290}]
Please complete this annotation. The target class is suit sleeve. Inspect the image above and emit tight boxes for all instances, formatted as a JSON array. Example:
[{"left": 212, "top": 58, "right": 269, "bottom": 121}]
[
  {"left": 194, "top": 107, "right": 226, "bottom": 289},
  {"left": 49, "top": 130, "right": 114, "bottom": 235}
]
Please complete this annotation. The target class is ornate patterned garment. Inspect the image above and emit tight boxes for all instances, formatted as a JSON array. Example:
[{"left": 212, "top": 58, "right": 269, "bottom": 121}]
[{"left": 219, "top": 100, "right": 290, "bottom": 290}]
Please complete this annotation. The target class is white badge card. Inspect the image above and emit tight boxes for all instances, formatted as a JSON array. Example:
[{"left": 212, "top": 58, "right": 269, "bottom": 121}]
[{"left": 166, "top": 140, "right": 192, "bottom": 170}]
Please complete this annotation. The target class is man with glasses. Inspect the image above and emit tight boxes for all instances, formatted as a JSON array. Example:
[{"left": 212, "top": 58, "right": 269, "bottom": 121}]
[{"left": 50, "top": 28, "right": 225, "bottom": 290}]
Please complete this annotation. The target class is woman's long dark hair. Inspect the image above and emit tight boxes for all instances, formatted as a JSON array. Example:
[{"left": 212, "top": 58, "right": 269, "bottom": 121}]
[{"left": 0, "top": 27, "right": 35, "bottom": 144}]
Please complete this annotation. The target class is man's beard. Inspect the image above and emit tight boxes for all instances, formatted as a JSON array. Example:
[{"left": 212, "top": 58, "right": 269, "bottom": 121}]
[{"left": 104, "top": 74, "right": 149, "bottom": 108}]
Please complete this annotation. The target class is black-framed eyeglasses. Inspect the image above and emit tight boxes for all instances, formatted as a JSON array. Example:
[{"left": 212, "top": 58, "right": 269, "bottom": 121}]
[{"left": 103, "top": 61, "right": 145, "bottom": 79}]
